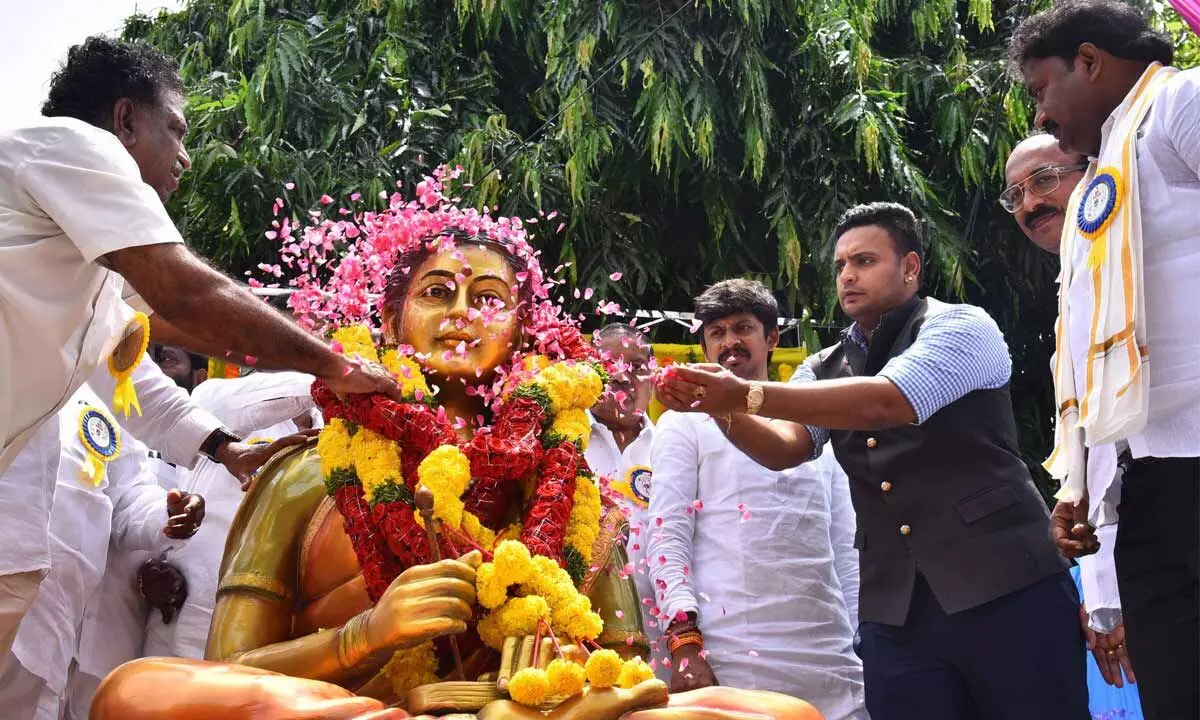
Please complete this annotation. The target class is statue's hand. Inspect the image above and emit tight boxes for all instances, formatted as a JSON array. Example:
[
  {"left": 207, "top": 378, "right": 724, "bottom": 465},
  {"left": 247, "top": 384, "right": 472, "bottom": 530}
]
[{"left": 365, "top": 550, "right": 481, "bottom": 653}]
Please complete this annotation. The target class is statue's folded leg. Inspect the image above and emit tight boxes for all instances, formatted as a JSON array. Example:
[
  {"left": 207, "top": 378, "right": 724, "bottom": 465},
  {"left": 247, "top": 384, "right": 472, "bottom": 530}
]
[
  {"left": 622, "top": 686, "right": 826, "bottom": 720},
  {"left": 90, "top": 657, "right": 411, "bottom": 720}
]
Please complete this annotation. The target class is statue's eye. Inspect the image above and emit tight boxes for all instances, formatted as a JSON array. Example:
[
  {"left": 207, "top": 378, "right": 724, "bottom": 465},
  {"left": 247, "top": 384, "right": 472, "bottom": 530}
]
[{"left": 423, "top": 284, "right": 451, "bottom": 299}]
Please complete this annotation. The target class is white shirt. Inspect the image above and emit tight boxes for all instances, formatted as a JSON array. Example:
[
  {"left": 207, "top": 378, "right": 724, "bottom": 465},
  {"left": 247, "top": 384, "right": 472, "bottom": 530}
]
[
  {"left": 10, "top": 386, "right": 171, "bottom": 701},
  {"left": 0, "top": 117, "right": 184, "bottom": 470},
  {"left": 647, "top": 411, "right": 866, "bottom": 720},
  {"left": 74, "top": 453, "right": 180, "bottom": 686},
  {"left": 1078, "top": 523, "right": 1123, "bottom": 633},
  {"left": 0, "top": 355, "right": 219, "bottom": 578},
  {"left": 583, "top": 412, "right": 662, "bottom": 672},
  {"left": 142, "top": 371, "right": 317, "bottom": 660},
  {"left": 1066, "top": 68, "right": 1200, "bottom": 467}
]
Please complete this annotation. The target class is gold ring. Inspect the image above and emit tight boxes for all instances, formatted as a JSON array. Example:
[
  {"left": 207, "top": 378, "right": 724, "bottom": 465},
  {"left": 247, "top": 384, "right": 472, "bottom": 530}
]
[
  {"left": 1106, "top": 649, "right": 1116, "bottom": 656},
  {"left": 693, "top": 387, "right": 707, "bottom": 399}
]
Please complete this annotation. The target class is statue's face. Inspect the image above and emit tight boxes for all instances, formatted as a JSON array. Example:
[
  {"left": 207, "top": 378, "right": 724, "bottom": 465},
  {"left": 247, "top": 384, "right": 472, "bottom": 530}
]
[{"left": 384, "top": 244, "right": 522, "bottom": 383}]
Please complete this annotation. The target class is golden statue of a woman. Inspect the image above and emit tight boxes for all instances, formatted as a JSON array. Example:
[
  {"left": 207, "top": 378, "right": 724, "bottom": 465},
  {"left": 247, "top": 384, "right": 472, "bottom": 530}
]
[{"left": 90, "top": 174, "right": 825, "bottom": 720}]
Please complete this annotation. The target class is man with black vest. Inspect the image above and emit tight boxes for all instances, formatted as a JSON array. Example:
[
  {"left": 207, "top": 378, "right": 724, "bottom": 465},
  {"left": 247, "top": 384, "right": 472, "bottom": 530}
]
[{"left": 657, "top": 202, "right": 1088, "bottom": 720}]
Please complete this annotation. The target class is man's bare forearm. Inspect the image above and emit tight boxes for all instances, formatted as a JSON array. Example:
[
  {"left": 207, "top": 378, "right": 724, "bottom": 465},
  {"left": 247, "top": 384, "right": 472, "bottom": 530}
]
[
  {"left": 720, "top": 414, "right": 813, "bottom": 471},
  {"left": 108, "top": 244, "right": 341, "bottom": 378}
]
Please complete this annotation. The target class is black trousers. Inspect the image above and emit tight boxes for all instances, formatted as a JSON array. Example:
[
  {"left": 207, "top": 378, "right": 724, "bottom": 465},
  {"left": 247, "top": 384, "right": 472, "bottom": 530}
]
[
  {"left": 858, "top": 571, "right": 1089, "bottom": 720},
  {"left": 1115, "top": 454, "right": 1200, "bottom": 720}
]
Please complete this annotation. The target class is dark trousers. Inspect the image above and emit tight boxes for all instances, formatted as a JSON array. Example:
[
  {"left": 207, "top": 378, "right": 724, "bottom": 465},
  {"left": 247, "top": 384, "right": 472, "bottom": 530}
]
[
  {"left": 858, "top": 571, "right": 1088, "bottom": 720},
  {"left": 1115, "top": 455, "right": 1200, "bottom": 720}
]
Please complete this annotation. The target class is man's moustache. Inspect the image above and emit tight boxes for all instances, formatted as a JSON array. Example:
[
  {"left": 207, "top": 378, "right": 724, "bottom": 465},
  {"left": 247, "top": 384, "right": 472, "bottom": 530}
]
[{"left": 1024, "top": 206, "right": 1060, "bottom": 231}]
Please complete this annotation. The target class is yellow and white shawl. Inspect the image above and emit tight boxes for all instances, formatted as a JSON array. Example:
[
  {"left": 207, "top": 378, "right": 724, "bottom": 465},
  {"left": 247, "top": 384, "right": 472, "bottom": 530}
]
[{"left": 1046, "top": 63, "right": 1178, "bottom": 503}]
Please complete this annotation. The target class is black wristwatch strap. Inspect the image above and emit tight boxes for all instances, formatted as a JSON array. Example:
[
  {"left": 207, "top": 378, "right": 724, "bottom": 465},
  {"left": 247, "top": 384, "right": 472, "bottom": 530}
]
[{"left": 199, "top": 428, "right": 242, "bottom": 462}]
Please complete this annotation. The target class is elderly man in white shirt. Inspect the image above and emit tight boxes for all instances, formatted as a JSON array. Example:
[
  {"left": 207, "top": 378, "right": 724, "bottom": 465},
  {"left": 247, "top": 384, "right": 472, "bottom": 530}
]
[
  {"left": 0, "top": 385, "right": 204, "bottom": 720},
  {"left": 0, "top": 37, "right": 403, "bottom": 658},
  {"left": 583, "top": 324, "right": 662, "bottom": 671},
  {"left": 647, "top": 280, "right": 866, "bottom": 720},
  {"left": 1003, "top": 135, "right": 1135, "bottom": 688}
]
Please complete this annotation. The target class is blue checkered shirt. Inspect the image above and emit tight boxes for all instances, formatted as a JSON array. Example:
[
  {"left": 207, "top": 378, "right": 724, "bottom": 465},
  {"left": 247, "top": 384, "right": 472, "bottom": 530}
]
[{"left": 790, "top": 301, "right": 1012, "bottom": 455}]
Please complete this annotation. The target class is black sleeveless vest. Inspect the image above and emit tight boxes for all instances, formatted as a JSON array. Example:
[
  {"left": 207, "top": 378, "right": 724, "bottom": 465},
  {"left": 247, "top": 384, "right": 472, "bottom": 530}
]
[{"left": 805, "top": 296, "right": 1066, "bottom": 625}]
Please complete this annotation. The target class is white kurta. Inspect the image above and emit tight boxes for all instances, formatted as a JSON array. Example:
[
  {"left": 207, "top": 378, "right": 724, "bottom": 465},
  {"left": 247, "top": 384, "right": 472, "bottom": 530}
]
[
  {"left": 648, "top": 411, "right": 866, "bottom": 720},
  {"left": 142, "top": 372, "right": 318, "bottom": 660},
  {"left": 0, "top": 386, "right": 172, "bottom": 720},
  {"left": 1062, "top": 69, "right": 1200, "bottom": 516},
  {"left": 583, "top": 413, "right": 664, "bottom": 674}
]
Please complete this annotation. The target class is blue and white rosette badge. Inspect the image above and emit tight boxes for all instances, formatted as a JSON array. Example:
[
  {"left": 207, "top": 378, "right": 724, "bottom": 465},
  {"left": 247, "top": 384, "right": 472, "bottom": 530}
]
[
  {"left": 1077, "top": 167, "right": 1124, "bottom": 239},
  {"left": 78, "top": 406, "right": 121, "bottom": 486}
]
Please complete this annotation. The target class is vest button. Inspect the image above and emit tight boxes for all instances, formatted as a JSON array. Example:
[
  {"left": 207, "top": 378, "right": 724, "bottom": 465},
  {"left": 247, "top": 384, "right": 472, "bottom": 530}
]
[
  {"left": 866, "top": 437, "right": 878, "bottom": 448},
  {"left": 899, "top": 524, "right": 911, "bottom": 535},
  {"left": 881, "top": 481, "right": 892, "bottom": 492}
]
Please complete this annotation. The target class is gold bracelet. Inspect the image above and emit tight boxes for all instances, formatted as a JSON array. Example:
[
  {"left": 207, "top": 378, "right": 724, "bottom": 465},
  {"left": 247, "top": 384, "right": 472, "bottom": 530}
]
[{"left": 336, "top": 611, "right": 372, "bottom": 670}]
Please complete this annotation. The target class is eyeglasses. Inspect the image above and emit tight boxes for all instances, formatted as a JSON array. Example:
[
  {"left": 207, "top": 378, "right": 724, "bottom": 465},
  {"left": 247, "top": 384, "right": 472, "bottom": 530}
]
[{"left": 998, "top": 164, "right": 1089, "bottom": 213}]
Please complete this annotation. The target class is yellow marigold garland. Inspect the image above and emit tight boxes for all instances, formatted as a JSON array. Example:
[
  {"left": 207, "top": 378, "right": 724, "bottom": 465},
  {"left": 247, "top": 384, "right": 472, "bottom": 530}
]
[
  {"left": 415, "top": 445, "right": 471, "bottom": 530},
  {"left": 617, "top": 657, "right": 655, "bottom": 689},
  {"left": 351, "top": 427, "right": 403, "bottom": 504},
  {"left": 332, "top": 325, "right": 379, "bottom": 364},
  {"left": 546, "top": 658, "right": 586, "bottom": 697},
  {"left": 381, "top": 349, "right": 431, "bottom": 399},
  {"left": 549, "top": 408, "right": 591, "bottom": 449},
  {"left": 317, "top": 418, "right": 355, "bottom": 477},
  {"left": 584, "top": 649, "right": 624, "bottom": 689},
  {"left": 564, "top": 475, "right": 601, "bottom": 563},
  {"left": 508, "top": 667, "right": 551, "bottom": 706}
]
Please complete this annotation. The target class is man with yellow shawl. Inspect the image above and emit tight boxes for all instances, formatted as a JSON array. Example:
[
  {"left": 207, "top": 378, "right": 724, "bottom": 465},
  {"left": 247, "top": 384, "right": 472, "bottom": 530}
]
[{"left": 1010, "top": 2, "right": 1200, "bottom": 717}]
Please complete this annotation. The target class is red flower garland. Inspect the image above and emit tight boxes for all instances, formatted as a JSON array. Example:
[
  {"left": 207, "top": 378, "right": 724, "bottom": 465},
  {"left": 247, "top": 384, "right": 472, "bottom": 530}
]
[
  {"left": 312, "top": 380, "right": 580, "bottom": 602},
  {"left": 520, "top": 441, "right": 579, "bottom": 563},
  {"left": 332, "top": 483, "right": 403, "bottom": 601}
]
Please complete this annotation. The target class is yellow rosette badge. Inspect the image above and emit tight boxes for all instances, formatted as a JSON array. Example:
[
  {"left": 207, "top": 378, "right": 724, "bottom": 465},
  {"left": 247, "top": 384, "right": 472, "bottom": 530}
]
[
  {"left": 78, "top": 406, "right": 121, "bottom": 486},
  {"left": 609, "top": 465, "right": 652, "bottom": 509},
  {"left": 108, "top": 311, "right": 151, "bottom": 417}
]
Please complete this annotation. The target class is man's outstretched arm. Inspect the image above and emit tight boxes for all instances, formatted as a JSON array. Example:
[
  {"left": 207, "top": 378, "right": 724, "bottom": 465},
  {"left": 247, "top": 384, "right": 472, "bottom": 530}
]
[
  {"left": 106, "top": 243, "right": 402, "bottom": 400},
  {"left": 107, "top": 243, "right": 334, "bottom": 374}
]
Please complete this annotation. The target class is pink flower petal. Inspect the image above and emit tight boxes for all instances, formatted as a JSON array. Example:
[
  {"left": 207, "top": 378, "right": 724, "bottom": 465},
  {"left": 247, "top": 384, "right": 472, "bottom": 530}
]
[{"left": 609, "top": 272, "right": 623, "bottom": 281}]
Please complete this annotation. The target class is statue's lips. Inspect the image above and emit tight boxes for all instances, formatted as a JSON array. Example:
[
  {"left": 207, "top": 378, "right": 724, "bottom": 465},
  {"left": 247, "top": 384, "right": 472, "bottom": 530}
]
[{"left": 437, "top": 333, "right": 476, "bottom": 344}]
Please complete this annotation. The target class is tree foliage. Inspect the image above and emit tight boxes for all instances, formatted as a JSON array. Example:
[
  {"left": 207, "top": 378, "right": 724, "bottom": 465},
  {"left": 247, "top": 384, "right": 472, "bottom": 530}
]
[{"left": 123, "top": 0, "right": 1196, "bottom": 496}]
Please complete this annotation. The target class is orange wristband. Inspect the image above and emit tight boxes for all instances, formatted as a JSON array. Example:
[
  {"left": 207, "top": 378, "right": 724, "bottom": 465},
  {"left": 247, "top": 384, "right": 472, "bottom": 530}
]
[{"left": 668, "top": 632, "right": 704, "bottom": 654}]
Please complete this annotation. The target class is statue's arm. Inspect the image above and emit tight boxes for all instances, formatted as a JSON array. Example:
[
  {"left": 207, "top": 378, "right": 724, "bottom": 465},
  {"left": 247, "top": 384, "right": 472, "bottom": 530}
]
[
  {"left": 204, "top": 443, "right": 389, "bottom": 684},
  {"left": 207, "top": 589, "right": 386, "bottom": 684}
]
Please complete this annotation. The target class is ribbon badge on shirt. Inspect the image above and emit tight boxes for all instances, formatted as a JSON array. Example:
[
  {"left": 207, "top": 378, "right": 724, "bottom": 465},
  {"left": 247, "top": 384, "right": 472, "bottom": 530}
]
[
  {"left": 108, "top": 311, "right": 150, "bottom": 417},
  {"left": 78, "top": 406, "right": 121, "bottom": 486},
  {"left": 1076, "top": 167, "right": 1125, "bottom": 269},
  {"left": 611, "top": 465, "right": 652, "bottom": 508}
]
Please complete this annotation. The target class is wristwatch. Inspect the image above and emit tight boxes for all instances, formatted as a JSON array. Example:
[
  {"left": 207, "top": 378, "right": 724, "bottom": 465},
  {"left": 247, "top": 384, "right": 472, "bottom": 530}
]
[
  {"left": 745, "top": 382, "right": 765, "bottom": 415},
  {"left": 199, "top": 428, "right": 242, "bottom": 462}
]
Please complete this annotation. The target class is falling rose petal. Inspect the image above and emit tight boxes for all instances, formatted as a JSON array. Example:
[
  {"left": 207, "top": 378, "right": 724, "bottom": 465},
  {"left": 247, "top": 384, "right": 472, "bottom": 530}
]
[
  {"left": 748, "top": 650, "right": 759, "bottom": 657},
  {"left": 692, "top": 499, "right": 704, "bottom": 512},
  {"left": 656, "top": 517, "right": 663, "bottom": 527},
  {"left": 662, "top": 657, "right": 672, "bottom": 669},
  {"left": 689, "top": 317, "right": 704, "bottom": 333},
  {"left": 689, "top": 400, "right": 702, "bottom": 408},
  {"left": 675, "top": 610, "right": 689, "bottom": 622},
  {"left": 699, "top": 592, "right": 712, "bottom": 603},
  {"left": 284, "top": 182, "right": 295, "bottom": 190},
  {"left": 244, "top": 355, "right": 258, "bottom": 366},
  {"left": 683, "top": 566, "right": 691, "bottom": 577},
  {"left": 350, "top": 192, "right": 362, "bottom": 201},
  {"left": 626, "top": 636, "right": 635, "bottom": 646},
  {"left": 615, "top": 610, "right": 625, "bottom": 619},
  {"left": 699, "top": 649, "right": 709, "bottom": 660},
  {"left": 319, "top": 194, "right": 334, "bottom": 205},
  {"left": 609, "top": 271, "right": 623, "bottom": 281},
  {"left": 658, "top": 555, "right": 667, "bottom": 566},
  {"left": 679, "top": 658, "right": 690, "bottom": 672},
  {"left": 584, "top": 287, "right": 594, "bottom": 300},
  {"left": 557, "top": 222, "right": 566, "bottom": 233}
]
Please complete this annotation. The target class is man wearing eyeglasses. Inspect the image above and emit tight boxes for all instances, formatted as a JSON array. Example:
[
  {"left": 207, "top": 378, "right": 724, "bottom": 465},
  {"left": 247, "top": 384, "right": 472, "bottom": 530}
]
[
  {"left": 1001, "top": 134, "right": 1088, "bottom": 254},
  {"left": 1004, "top": 135, "right": 1145, "bottom": 720}
]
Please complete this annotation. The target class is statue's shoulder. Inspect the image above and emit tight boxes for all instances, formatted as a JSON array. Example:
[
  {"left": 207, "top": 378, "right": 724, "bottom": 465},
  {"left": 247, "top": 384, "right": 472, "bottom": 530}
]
[{"left": 217, "top": 438, "right": 327, "bottom": 604}]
